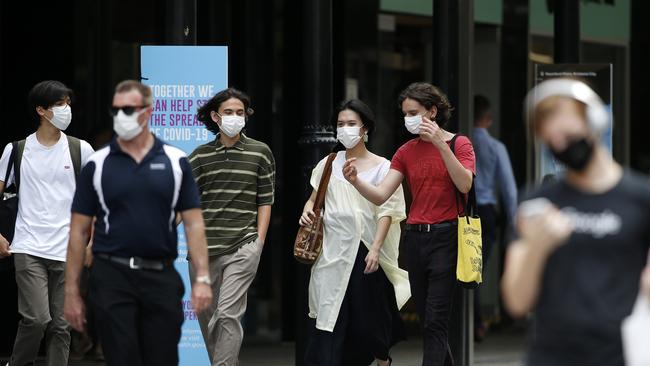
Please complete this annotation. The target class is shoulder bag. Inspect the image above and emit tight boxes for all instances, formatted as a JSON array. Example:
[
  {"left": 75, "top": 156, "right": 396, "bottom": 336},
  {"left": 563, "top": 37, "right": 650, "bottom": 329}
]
[{"left": 293, "top": 153, "right": 337, "bottom": 264}]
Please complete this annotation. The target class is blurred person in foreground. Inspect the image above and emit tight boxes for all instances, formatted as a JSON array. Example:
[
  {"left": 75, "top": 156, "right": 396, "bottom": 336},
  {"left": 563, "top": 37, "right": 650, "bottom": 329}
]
[{"left": 502, "top": 78, "right": 650, "bottom": 366}]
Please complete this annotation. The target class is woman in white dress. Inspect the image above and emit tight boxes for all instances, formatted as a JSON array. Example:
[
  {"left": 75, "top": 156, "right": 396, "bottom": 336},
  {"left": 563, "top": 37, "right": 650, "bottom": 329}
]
[{"left": 299, "top": 99, "right": 410, "bottom": 366}]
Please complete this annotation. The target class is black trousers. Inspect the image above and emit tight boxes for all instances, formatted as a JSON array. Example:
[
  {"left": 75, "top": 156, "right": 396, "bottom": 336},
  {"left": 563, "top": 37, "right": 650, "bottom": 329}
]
[
  {"left": 474, "top": 204, "right": 497, "bottom": 327},
  {"left": 89, "top": 257, "right": 185, "bottom": 366},
  {"left": 305, "top": 243, "right": 406, "bottom": 366},
  {"left": 404, "top": 226, "right": 458, "bottom": 366}
]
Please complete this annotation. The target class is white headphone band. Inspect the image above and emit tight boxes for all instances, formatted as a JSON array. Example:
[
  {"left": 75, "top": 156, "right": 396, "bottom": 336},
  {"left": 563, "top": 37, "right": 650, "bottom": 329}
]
[{"left": 526, "top": 78, "right": 609, "bottom": 132}]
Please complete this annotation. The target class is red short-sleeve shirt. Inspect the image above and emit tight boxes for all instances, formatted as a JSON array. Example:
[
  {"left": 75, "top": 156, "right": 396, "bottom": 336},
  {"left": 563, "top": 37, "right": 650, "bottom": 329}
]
[{"left": 391, "top": 136, "right": 476, "bottom": 224}]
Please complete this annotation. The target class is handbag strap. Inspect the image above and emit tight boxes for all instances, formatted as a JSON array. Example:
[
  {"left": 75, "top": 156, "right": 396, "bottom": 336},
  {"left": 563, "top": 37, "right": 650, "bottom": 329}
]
[
  {"left": 312, "top": 153, "right": 337, "bottom": 213},
  {"left": 450, "top": 135, "right": 478, "bottom": 217}
]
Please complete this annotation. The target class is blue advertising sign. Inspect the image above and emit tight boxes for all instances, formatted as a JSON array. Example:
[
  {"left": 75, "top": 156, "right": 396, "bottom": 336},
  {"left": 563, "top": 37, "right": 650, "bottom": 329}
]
[{"left": 141, "top": 45, "right": 228, "bottom": 365}]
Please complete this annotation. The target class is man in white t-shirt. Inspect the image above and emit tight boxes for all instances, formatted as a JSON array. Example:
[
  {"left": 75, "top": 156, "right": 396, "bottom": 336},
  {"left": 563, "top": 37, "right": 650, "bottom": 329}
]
[{"left": 0, "top": 80, "right": 94, "bottom": 366}]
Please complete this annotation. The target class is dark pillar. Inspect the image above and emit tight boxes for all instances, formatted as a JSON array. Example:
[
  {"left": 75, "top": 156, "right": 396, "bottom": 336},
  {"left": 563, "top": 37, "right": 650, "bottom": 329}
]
[
  {"left": 165, "top": 0, "right": 197, "bottom": 45},
  {"left": 631, "top": 0, "right": 650, "bottom": 170},
  {"left": 294, "top": 0, "right": 338, "bottom": 365},
  {"left": 433, "top": 0, "right": 474, "bottom": 135},
  {"left": 499, "top": 0, "right": 530, "bottom": 326},
  {"left": 74, "top": 0, "right": 112, "bottom": 141},
  {"left": 553, "top": 0, "right": 580, "bottom": 63},
  {"left": 501, "top": 0, "right": 529, "bottom": 186},
  {"left": 432, "top": 1, "right": 474, "bottom": 366}
]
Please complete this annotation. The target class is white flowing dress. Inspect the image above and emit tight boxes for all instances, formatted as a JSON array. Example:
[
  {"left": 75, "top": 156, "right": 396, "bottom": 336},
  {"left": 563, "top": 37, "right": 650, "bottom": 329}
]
[{"left": 308, "top": 151, "right": 411, "bottom": 332}]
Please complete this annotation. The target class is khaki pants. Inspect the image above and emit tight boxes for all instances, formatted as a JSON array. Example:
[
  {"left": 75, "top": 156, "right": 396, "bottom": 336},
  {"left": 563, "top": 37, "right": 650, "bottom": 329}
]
[
  {"left": 190, "top": 237, "right": 263, "bottom": 366},
  {"left": 11, "top": 253, "right": 70, "bottom": 366}
]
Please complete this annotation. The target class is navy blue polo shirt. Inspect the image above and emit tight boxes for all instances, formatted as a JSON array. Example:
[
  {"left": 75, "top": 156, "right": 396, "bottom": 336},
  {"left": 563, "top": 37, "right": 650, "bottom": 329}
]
[{"left": 72, "top": 136, "right": 201, "bottom": 259}]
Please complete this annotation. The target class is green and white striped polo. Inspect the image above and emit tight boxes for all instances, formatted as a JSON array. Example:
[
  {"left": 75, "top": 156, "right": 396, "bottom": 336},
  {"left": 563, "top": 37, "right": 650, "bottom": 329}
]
[{"left": 189, "top": 134, "right": 275, "bottom": 256}]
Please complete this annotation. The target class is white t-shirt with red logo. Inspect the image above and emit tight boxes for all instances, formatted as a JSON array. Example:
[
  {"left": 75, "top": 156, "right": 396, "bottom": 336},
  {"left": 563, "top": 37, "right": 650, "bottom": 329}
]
[{"left": 0, "top": 133, "right": 94, "bottom": 261}]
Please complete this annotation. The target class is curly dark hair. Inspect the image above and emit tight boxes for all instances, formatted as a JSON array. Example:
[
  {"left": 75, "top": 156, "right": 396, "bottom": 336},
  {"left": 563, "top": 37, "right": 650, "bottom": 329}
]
[
  {"left": 397, "top": 82, "right": 454, "bottom": 127},
  {"left": 196, "top": 88, "right": 254, "bottom": 135}
]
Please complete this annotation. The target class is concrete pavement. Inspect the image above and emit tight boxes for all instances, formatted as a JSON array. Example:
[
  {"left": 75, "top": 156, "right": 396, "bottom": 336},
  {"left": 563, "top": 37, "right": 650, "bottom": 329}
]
[
  {"left": 239, "top": 330, "right": 526, "bottom": 366},
  {"left": 1, "top": 329, "right": 526, "bottom": 366}
]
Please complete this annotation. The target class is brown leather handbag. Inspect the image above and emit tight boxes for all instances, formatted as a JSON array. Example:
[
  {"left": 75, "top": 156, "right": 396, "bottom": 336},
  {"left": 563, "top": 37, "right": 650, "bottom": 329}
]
[{"left": 294, "top": 153, "right": 337, "bottom": 264}]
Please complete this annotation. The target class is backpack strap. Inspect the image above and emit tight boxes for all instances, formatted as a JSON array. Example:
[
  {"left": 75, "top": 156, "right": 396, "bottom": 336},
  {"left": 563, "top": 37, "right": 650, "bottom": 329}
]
[
  {"left": 450, "top": 135, "right": 463, "bottom": 215},
  {"left": 2, "top": 143, "right": 16, "bottom": 195},
  {"left": 13, "top": 140, "right": 26, "bottom": 192},
  {"left": 66, "top": 135, "right": 82, "bottom": 178},
  {"left": 449, "top": 134, "right": 460, "bottom": 156},
  {"left": 449, "top": 134, "right": 478, "bottom": 218}
]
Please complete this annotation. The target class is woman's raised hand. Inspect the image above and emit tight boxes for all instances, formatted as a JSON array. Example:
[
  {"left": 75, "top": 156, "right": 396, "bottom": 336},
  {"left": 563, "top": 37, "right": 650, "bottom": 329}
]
[{"left": 343, "top": 158, "right": 358, "bottom": 185}]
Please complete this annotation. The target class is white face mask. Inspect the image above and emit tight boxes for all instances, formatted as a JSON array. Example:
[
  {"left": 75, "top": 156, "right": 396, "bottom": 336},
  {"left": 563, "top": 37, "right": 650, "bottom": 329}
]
[
  {"left": 113, "top": 109, "right": 147, "bottom": 141},
  {"left": 45, "top": 104, "right": 72, "bottom": 131},
  {"left": 337, "top": 126, "right": 363, "bottom": 149},
  {"left": 219, "top": 115, "right": 246, "bottom": 138},
  {"left": 404, "top": 114, "right": 422, "bottom": 134}
]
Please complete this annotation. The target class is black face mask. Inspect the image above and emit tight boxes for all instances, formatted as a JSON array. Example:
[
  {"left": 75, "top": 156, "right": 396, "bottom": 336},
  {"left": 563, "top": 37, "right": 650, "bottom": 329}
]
[{"left": 550, "top": 137, "right": 594, "bottom": 172}]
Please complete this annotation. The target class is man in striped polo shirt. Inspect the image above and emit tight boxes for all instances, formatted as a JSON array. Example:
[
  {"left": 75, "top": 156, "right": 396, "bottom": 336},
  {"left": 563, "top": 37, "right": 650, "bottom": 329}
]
[{"left": 189, "top": 88, "right": 275, "bottom": 365}]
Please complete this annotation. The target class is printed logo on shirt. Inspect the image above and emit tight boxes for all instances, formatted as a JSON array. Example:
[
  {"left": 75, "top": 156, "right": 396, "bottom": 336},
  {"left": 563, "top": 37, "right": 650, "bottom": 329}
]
[
  {"left": 150, "top": 163, "right": 166, "bottom": 170},
  {"left": 561, "top": 207, "right": 622, "bottom": 238}
]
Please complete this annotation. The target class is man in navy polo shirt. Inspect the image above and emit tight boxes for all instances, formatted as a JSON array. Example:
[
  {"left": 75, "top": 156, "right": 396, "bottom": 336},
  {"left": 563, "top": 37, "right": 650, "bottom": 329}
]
[{"left": 63, "top": 80, "right": 212, "bottom": 366}]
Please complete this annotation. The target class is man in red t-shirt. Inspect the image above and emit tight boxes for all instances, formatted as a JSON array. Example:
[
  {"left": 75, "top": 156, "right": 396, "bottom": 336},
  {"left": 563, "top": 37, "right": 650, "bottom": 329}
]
[{"left": 344, "top": 82, "right": 475, "bottom": 366}]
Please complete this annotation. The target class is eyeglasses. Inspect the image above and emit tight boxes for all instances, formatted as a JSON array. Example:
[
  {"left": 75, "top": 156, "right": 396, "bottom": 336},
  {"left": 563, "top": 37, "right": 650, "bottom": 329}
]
[{"left": 108, "top": 105, "right": 149, "bottom": 116}]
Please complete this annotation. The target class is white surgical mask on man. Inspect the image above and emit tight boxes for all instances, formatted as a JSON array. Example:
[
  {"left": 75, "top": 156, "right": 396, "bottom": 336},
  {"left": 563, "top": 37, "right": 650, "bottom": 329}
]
[
  {"left": 45, "top": 104, "right": 72, "bottom": 131},
  {"left": 219, "top": 115, "right": 246, "bottom": 137},
  {"left": 113, "top": 109, "right": 147, "bottom": 141},
  {"left": 404, "top": 115, "right": 422, "bottom": 135},
  {"left": 337, "top": 126, "right": 363, "bottom": 149}
]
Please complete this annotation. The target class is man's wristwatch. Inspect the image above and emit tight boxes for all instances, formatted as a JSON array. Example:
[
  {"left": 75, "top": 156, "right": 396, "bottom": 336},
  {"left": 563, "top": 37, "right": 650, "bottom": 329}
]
[{"left": 195, "top": 275, "right": 212, "bottom": 286}]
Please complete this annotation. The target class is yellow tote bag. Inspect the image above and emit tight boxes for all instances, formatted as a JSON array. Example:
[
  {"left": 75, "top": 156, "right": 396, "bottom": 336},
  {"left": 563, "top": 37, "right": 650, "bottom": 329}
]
[
  {"left": 457, "top": 209, "right": 483, "bottom": 287},
  {"left": 451, "top": 135, "right": 483, "bottom": 288}
]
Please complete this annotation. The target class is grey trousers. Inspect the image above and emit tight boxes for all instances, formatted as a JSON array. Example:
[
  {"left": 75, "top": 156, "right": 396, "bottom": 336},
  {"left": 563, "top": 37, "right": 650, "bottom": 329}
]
[
  {"left": 190, "top": 237, "right": 263, "bottom": 366},
  {"left": 10, "top": 253, "right": 70, "bottom": 366}
]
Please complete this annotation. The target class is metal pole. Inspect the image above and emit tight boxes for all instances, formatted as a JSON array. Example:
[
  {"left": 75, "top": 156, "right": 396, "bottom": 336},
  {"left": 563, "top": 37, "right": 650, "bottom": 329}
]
[
  {"left": 433, "top": 1, "right": 474, "bottom": 365},
  {"left": 165, "top": 0, "right": 197, "bottom": 45},
  {"left": 294, "top": 0, "right": 337, "bottom": 364},
  {"left": 553, "top": 0, "right": 580, "bottom": 63}
]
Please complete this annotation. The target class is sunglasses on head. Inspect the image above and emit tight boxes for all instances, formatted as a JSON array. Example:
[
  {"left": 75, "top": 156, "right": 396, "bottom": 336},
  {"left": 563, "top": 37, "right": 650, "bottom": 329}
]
[{"left": 108, "top": 105, "right": 148, "bottom": 116}]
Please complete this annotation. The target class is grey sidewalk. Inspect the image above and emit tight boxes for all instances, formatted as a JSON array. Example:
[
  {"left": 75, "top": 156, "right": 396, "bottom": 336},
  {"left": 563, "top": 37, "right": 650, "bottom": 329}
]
[
  {"left": 1, "top": 330, "right": 526, "bottom": 366},
  {"left": 239, "top": 331, "right": 526, "bottom": 366}
]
